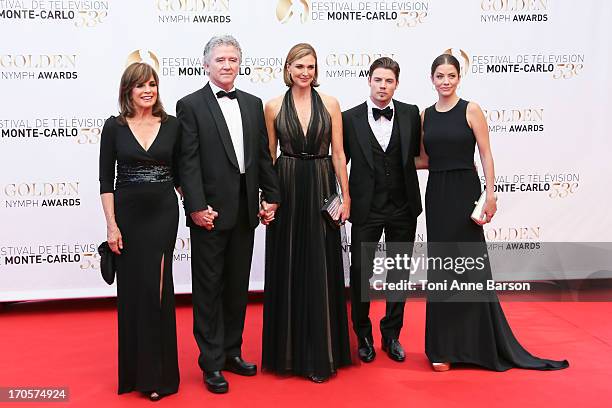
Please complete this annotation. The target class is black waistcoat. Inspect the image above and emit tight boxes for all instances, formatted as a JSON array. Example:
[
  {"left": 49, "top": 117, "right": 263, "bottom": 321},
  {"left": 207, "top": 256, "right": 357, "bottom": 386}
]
[{"left": 369, "top": 118, "right": 408, "bottom": 210}]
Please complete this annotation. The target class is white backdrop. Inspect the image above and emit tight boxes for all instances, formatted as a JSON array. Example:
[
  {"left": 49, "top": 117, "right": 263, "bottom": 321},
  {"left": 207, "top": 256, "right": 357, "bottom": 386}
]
[{"left": 1, "top": 0, "right": 611, "bottom": 301}]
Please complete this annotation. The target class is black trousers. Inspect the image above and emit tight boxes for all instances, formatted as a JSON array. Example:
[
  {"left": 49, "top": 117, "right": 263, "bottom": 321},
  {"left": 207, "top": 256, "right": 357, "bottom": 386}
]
[
  {"left": 190, "top": 178, "right": 255, "bottom": 372},
  {"left": 350, "top": 201, "right": 417, "bottom": 341}
]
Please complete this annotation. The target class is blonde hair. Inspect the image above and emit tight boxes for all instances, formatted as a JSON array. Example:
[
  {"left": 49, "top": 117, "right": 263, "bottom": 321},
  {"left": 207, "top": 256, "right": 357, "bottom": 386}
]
[{"left": 283, "top": 43, "right": 319, "bottom": 87}]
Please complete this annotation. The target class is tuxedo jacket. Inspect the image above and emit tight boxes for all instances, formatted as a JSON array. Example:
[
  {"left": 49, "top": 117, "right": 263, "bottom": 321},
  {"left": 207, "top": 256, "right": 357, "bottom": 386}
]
[
  {"left": 177, "top": 83, "right": 281, "bottom": 230},
  {"left": 342, "top": 100, "right": 422, "bottom": 224}
]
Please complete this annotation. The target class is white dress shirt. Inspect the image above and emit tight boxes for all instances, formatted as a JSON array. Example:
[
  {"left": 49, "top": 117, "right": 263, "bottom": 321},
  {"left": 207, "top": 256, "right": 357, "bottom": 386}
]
[
  {"left": 366, "top": 98, "right": 395, "bottom": 152},
  {"left": 209, "top": 82, "right": 245, "bottom": 174}
]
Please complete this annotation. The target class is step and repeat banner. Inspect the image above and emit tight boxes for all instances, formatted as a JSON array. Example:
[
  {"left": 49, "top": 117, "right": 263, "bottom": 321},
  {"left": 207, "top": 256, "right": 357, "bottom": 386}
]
[{"left": 1, "top": 0, "right": 611, "bottom": 301}]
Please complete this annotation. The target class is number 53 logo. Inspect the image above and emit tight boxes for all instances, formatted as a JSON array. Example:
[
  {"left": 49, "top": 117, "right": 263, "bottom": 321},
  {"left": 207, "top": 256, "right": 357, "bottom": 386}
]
[{"left": 74, "top": 11, "right": 108, "bottom": 28}]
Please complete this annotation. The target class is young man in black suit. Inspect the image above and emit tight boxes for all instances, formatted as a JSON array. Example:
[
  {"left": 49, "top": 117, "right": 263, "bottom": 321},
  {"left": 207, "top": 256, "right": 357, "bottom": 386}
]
[
  {"left": 177, "top": 35, "right": 280, "bottom": 394},
  {"left": 342, "top": 57, "right": 422, "bottom": 363}
]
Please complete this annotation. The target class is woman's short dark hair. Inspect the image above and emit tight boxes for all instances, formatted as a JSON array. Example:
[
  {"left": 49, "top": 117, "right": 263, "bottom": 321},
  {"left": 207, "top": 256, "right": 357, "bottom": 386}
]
[
  {"left": 430, "top": 54, "right": 461, "bottom": 77},
  {"left": 368, "top": 57, "right": 400, "bottom": 81},
  {"left": 117, "top": 62, "right": 167, "bottom": 125}
]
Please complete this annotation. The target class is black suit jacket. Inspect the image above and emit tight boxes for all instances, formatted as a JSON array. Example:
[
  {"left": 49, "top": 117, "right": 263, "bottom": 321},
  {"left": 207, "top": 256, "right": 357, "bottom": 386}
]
[
  {"left": 342, "top": 100, "right": 422, "bottom": 224},
  {"left": 177, "top": 83, "right": 281, "bottom": 230}
]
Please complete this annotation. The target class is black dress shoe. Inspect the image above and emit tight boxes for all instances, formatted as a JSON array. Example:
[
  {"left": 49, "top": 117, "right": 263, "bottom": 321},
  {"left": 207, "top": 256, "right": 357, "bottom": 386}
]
[
  {"left": 204, "top": 371, "right": 228, "bottom": 394},
  {"left": 224, "top": 356, "right": 257, "bottom": 376},
  {"left": 149, "top": 392, "right": 161, "bottom": 402},
  {"left": 308, "top": 374, "right": 329, "bottom": 383},
  {"left": 357, "top": 337, "right": 376, "bottom": 363},
  {"left": 381, "top": 338, "right": 405, "bottom": 362},
  {"left": 142, "top": 392, "right": 163, "bottom": 402}
]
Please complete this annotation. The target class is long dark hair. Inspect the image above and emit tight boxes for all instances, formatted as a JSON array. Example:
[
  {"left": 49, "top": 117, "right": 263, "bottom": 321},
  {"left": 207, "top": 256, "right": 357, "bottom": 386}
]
[
  {"left": 430, "top": 54, "right": 461, "bottom": 77},
  {"left": 117, "top": 62, "right": 167, "bottom": 125}
]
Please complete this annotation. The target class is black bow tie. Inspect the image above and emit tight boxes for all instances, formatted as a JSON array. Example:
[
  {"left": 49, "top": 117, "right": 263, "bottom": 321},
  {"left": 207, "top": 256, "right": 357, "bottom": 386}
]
[
  {"left": 372, "top": 106, "right": 393, "bottom": 121},
  {"left": 216, "top": 90, "right": 237, "bottom": 100}
]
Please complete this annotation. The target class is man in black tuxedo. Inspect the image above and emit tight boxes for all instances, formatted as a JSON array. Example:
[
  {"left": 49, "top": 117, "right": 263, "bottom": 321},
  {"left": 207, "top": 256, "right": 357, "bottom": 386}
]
[
  {"left": 342, "top": 57, "right": 421, "bottom": 363},
  {"left": 177, "top": 35, "right": 280, "bottom": 394}
]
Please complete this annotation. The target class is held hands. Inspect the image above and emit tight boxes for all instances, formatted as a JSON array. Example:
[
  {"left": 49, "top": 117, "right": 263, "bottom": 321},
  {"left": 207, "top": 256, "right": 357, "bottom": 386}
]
[
  {"left": 107, "top": 224, "right": 123, "bottom": 255},
  {"left": 259, "top": 201, "right": 278, "bottom": 225},
  {"left": 482, "top": 196, "right": 497, "bottom": 224},
  {"left": 191, "top": 206, "right": 219, "bottom": 230}
]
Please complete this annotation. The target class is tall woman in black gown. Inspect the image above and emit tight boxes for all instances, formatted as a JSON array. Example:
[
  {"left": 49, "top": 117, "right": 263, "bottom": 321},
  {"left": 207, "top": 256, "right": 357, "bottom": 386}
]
[
  {"left": 262, "top": 43, "right": 352, "bottom": 383},
  {"left": 99, "top": 63, "right": 181, "bottom": 399},
  {"left": 416, "top": 54, "right": 569, "bottom": 372}
]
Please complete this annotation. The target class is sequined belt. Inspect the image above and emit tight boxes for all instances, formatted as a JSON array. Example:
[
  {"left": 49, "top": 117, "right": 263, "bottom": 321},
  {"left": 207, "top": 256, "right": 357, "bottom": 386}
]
[
  {"left": 116, "top": 163, "right": 173, "bottom": 187},
  {"left": 281, "top": 152, "right": 330, "bottom": 160}
]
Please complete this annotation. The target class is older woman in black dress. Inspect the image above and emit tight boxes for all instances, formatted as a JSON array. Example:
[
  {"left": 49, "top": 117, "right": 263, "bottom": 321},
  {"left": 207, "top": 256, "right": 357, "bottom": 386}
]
[
  {"left": 99, "top": 63, "right": 181, "bottom": 400},
  {"left": 416, "top": 54, "right": 568, "bottom": 372}
]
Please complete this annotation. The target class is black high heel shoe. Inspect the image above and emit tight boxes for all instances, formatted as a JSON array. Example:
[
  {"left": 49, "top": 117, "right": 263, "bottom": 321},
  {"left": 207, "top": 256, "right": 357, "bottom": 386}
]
[{"left": 149, "top": 392, "right": 162, "bottom": 401}]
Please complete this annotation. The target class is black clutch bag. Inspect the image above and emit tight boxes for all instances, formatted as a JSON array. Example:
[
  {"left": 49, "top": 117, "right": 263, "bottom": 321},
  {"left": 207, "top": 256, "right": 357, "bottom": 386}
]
[
  {"left": 321, "top": 193, "right": 343, "bottom": 227},
  {"left": 97, "top": 241, "right": 116, "bottom": 285}
]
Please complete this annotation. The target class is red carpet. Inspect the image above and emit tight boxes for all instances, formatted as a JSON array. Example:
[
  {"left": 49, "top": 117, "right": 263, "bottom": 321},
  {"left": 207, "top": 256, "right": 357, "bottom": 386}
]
[{"left": 0, "top": 298, "right": 609, "bottom": 407}]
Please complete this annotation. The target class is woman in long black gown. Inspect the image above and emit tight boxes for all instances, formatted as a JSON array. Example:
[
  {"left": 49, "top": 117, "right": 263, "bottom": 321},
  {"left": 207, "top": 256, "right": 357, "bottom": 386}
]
[
  {"left": 99, "top": 63, "right": 181, "bottom": 399},
  {"left": 416, "top": 54, "right": 569, "bottom": 372},
  {"left": 262, "top": 43, "right": 352, "bottom": 383}
]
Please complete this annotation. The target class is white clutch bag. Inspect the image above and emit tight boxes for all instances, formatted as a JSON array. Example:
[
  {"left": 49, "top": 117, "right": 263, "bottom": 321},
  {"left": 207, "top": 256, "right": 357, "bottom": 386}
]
[{"left": 470, "top": 191, "right": 488, "bottom": 225}]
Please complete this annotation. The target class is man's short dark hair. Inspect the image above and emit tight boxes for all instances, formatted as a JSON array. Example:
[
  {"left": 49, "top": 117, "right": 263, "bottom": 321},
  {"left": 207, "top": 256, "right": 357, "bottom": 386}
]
[{"left": 368, "top": 57, "right": 400, "bottom": 81}]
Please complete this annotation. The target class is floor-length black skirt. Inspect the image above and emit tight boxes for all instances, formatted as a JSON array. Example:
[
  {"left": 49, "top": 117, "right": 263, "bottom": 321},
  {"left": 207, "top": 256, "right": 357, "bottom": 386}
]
[
  {"left": 115, "top": 181, "right": 180, "bottom": 394},
  {"left": 262, "top": 156, "right": 352, "bottom": 379},
  {"left": 425, "top": 168, "right": 568, "bottom": 371}
]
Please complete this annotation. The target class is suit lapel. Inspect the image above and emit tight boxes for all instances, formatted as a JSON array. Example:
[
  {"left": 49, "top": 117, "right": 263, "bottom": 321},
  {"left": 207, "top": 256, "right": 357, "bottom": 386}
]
[
  {"left": 394, "top": 100, "right": 412, "bottom": 166},
  {"left": 353, "top": 103, "right": 374, "bottom": 169},
  {"left": 201, "top": 83, "right": 239, "bottom": 169},
  {"left": 236, "top": 90, "right": 253, "bottom": 170}
]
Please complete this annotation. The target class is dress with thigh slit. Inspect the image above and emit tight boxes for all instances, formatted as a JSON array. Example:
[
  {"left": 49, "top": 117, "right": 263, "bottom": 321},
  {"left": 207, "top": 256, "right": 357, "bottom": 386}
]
[{"left": 99, "top": 115, "right": 181, "bottom": 394}]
